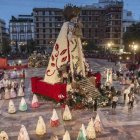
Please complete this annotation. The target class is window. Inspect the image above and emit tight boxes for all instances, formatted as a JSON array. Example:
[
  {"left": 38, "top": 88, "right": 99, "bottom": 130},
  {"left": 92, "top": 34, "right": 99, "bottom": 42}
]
[
  {"left": 49, "top": 23, "right": 52, "bottom": 27},
  {"left": 12, "top": 35, "right": 17, "bottom": 40},
  {"left": 43, "top": 40, "right": 46, "bottom": 44},
  {"left": 27, "top": 24, "right": 31, "bottom": 31},
  {"left": 20, "top": 35, "right": 25, "bottom": 41},
  {"left": 36, "top": 23, "right": 39, "bottom": 27},
  {"left": 36, "top": 17, "right": 38, "bottom": 21},
  {"left": 42, "top": 11, "right": 45, "bottom": 15},
  {"left": 27, "top": 35, "right": 32, "bottom": 40},
  {"left": 43, "top": 29, "right": 46, "bottom": 33},
  {"left": 12, "top": 26, "right": 16, "bottom": 32},
  {"left": 43, "top": 23, "right": 45, "bottom": 27},
  {"left": 20, "top": 23, "right": 24, "bottom": 32},
  {"left": 49, "top": 11, "right": 52, "bottom": 15}
]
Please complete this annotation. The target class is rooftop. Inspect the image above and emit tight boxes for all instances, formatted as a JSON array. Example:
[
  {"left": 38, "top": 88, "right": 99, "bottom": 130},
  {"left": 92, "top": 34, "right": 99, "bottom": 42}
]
[
  {"left": 9, "top": 15, "right": 33, "bottom": 23},
  {"left": 33, "top": 8, "right": 63, "bottom": 11},
  {"left": 82, "top": 0, "right": 123, "bottom": 9}
]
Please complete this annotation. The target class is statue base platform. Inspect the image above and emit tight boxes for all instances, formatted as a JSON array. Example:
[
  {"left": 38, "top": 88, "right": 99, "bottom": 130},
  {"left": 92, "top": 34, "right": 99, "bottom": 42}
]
[{"left": 31, "top": 77, "right": 67, "bottom": 102}]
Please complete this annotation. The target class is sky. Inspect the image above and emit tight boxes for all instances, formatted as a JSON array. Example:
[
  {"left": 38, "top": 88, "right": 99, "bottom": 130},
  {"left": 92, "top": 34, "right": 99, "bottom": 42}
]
[{"left": 0, "top": 0, "right": 140, "bottom": 26}]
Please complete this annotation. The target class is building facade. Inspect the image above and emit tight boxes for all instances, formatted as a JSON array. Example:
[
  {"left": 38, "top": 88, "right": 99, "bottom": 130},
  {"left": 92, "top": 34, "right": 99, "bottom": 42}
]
[
  {"left": 0, "top": 18, "right": 7, "bottom": 51},
  {"left": 81, "top": 0, "right": 123, "bottom": 50},
  {"left": 33, "top": 8, "right": 63, "bottom": 49},
  {"left": 123, "top": 10, "right": 139, "bottom": 33},
  {"left": 9, "top": 14, "right": 34, "bottom": 51},
  {"left": 33, "top": 0, "right": 123, "bottom": 50}
]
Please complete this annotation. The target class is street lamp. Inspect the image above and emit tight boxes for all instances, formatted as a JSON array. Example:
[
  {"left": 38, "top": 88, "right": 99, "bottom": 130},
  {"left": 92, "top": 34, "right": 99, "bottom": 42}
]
[
  {"left": 129, "top": 42, "right": 138, "bottom": 63},
  {"left": 107, "top": 42, "right": 114, "bottom": 52},
  {"left": 82, "top": 41, "right": 88, "bottom": 46}
]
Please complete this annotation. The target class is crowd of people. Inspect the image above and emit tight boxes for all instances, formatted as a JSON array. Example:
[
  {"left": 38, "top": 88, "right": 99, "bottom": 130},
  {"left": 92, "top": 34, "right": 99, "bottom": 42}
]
[{"left": 98, "top": 65, "right": 140, "bottom": 111}]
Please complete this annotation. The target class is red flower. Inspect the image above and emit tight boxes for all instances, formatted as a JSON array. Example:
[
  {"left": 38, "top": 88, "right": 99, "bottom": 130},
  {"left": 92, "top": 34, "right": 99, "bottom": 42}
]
[
  {"left": 51, "top": 63, "right": 55, "bottom": 67},
  {"left": 55, "top": 53, "right": 58, "bottom": 57},
  {"left": 60, "top": 49, "right": 67, "bottom": 55},
  {"left": 51, "top": 55, "right": 55, "bottom": 61},
  {"left": 55, "top": 44, "right": 59, "bottom": 51},
  {"left": 61, "top": 56, "right": 67, "bottom": 62}
]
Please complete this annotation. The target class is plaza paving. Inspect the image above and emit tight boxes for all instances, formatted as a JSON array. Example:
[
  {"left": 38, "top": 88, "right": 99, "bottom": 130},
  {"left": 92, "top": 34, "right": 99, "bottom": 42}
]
[{"left": 0, "top": 59, "right": 140, "bottom": 140}]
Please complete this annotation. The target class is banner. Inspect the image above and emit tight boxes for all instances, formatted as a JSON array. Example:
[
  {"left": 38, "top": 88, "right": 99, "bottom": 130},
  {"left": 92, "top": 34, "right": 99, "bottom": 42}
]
[{"left": 0, "top": 58, "right": 8, "bottom": 68}]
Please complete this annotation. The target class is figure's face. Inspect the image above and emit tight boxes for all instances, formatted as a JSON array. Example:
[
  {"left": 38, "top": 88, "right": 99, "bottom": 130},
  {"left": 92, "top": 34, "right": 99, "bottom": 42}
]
[{"left": 71, "top": 16, "right": 78, "bottom": 22}]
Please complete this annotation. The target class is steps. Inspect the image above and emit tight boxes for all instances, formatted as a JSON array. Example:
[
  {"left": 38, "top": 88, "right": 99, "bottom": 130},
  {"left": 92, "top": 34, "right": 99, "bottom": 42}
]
[{"left": 77, "top": 78, "right": 100, "bottom": 103}]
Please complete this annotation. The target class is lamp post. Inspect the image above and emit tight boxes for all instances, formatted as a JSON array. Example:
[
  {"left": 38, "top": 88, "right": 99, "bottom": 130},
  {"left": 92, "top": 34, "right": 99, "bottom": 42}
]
[{"left": 129, "top": 42, "right": 138, "bottom": 63}]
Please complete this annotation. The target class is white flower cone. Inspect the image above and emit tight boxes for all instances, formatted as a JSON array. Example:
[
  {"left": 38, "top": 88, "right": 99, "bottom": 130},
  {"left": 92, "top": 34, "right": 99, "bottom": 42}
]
[
  {"left": 8, "top": 100, "right": 16, "bottom": 114},
  {"left": 18, "top": 125, "right": 30, "bottom": 140},
  {"left": 81, "top": 124, "right": 87, "bottom": 138},
  {"left": 0, "top": 131, "right": 9, "bottom": 140},
  {"left": 86, "top": 118, "right": 96, "bottom": 139},
  {"left": 31, "top": 94, "right": 39, "bottom": 108},
  {"left": 63, "top": 105, "right": 72, "bottom": 121},
  {"left": 51, "top": 136, "right": 59, "bottom": 140},
  {"left": 36, "top": 116, "right": 46, "bottom": 136},
  {"left": 50, "top": 109, "right": 59, "bottom": 127},
  {"left": 19, "top": 97, "right": 27, "bottom": 111},
  {"left": 94, "top": 114, "right": 100, "bottom": 123},
  {"left": 10, "top": 87, "right": 17, "bottom": 98},
  {"left": 18, "top": 85, "right": 25, "bottom": 97},
  {"left": 4, "top": 88, "right": 10, "bottom": 100},
  {"left": 63, "top": 130, "right": 71, "bottom": 140},
  {"left": 77, "top": 125, "right": 87, "bottom": 140},
  {"left": 94, "top": 114, "right": 102, "bottom": 133}
]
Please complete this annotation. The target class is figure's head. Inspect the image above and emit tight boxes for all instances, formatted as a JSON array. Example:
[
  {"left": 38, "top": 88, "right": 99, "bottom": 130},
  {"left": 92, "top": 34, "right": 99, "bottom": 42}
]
[{"left": 63, "top": 4, "right": 80, "bottom": 21}]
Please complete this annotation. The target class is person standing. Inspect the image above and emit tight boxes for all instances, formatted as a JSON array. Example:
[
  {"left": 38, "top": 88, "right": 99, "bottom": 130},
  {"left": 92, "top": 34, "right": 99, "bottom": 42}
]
[
  {"left": 93, "top": 99, "right": 98, "bottom": 111},
  {"left": 112, "top": 95, "right": 118, "bottom": 110},
  {"left": 129, "top": 93, "right": 135, "bottom": 109}
]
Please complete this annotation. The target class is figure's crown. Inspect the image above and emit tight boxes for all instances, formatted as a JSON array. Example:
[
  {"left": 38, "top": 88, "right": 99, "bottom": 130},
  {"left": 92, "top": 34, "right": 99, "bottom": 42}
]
[{"left": 63, "top": 4, "right": 80, "bottom": 21}]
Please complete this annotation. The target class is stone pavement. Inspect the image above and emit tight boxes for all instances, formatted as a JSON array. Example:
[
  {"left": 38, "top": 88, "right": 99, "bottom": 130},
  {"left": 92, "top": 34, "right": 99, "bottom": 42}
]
[{"left": 0, "top": 59, "right": 140, "bottom": 140}]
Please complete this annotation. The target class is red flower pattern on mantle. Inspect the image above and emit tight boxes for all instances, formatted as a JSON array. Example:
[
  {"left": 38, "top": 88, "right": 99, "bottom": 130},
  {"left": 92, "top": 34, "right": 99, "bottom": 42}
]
[{"left": 46, "top": 43, "right": 68, "bottom": 76}]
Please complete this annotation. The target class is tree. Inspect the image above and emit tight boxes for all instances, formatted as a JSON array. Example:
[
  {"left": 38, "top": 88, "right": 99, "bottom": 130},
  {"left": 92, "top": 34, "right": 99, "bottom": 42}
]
[
  {"left": 123, "top": 23, "right": 140, "bottom": 52},
  {"left": 27, "top": 39, "right": 36, "bottom": 54},
  {"left": 1, "top": 38, "right": 11, "bottom": 55},
  {"left": 82, "top": 41, "right": 98, "bottom": 51}
]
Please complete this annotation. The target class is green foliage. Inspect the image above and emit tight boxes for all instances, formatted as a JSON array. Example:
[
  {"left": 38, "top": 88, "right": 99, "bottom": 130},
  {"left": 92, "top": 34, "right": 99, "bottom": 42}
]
[
  {"left": 123, "top": 23, "right": 140, "bottom": 52},
  {"left": 27, "top": 39, "right": 36, "bottom": 53},
  {"left": 1, "top": 38, "right": 11, "bottom": 54}
]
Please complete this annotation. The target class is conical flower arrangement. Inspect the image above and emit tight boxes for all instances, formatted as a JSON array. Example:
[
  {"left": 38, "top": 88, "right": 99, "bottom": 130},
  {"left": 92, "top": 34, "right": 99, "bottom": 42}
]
[
  {"left": 77, "top": 124, "right": 87, "bottom": 140},
  {"left": 86, "top": 118, "right": 96, "bottom": 139},
  {"left": 50, "top": 109, "right": 59, "bottom": 127},
  {"left": 4, "top": 88, "right": 10, "bottom": 100},
  {"left": 10, "top": 87, "right": 17, "bottom": 98},
  {"left": 8, "top": 100, "right": 16, "bottom": 114},
  {"left": 31, "top": 94, "right": 40, "bottom": 108},
  {"left": 19, "top": 97, "right": 27, "bottom": 111},
  {"left": 63, "top": 105, "right": 72, "bottom": 121},
  {"left": 18, "top": 125, "right": 30, "bottom": 140},
  {"left": 94, "top": 114, "right": 102, "bottom": 133},
  {"left": 0, "top": 131, "right": 9, "bottom": 140},
  {"left": 63, "top": 130, "right": 71, "bottom": 140},
  {"left": 36, "top": 116, "right": 46, "bottom": 136},
  {"left": 18, "top": 85, "right": 25, "bottom": 97}
]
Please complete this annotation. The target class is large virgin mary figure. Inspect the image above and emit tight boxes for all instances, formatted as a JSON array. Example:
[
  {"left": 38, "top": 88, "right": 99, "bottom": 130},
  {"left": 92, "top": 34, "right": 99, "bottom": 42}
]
[{"left": 44, "top": 5, "right": 86, "bottom": 84}]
